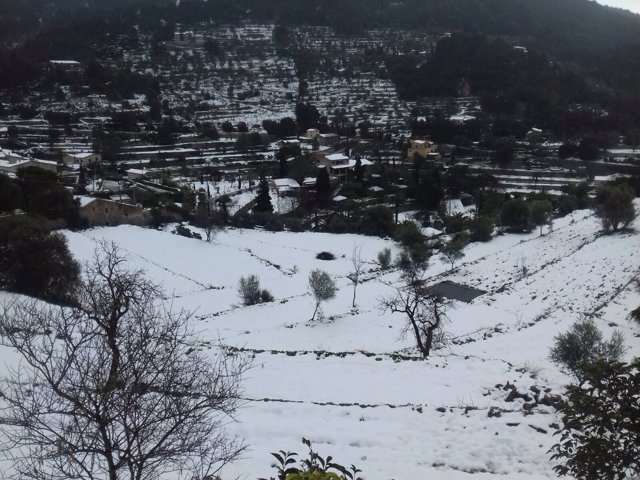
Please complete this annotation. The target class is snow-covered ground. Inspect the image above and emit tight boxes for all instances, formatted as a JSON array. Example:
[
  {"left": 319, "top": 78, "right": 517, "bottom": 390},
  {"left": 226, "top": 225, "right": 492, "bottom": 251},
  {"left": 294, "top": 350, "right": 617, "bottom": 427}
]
[{"left": 1, "top": 206, "right": 640, "bottom": 480}]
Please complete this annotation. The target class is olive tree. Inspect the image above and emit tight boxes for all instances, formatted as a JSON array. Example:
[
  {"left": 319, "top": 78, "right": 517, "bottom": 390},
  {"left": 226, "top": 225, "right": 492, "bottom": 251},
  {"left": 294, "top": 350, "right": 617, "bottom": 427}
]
[
  {"left": 530, "top": 199, "right": 553, "bottom": 235},
  {"left": 0, "top": 243, "right": 247, "bottom": 480},
  {"left": 595, "top": 183, "right": 636, "bottom": 232},
  {"left": 380, "top": 258, "right": 448, "bottom": 358},
  {"left": 440, "top": 233, "right": 467, "bottom": 271},
  {"left": 308, "top": 269, "right": 336, "bottom": 321}
]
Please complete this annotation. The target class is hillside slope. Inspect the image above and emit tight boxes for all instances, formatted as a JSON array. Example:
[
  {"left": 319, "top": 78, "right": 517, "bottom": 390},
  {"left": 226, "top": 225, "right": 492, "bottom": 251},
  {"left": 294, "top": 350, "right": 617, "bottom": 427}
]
[{"left": 24, "top": 207, "right": 636, "bottom": 479}]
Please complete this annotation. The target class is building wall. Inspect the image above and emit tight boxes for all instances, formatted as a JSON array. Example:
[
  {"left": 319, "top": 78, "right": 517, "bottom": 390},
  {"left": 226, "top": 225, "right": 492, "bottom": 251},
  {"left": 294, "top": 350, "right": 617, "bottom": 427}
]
[
  {"left": 407, "top": 140, "right": 437, "bottom": 159},
  {"left": 80, "top": 199, "right": 146, "bottom": 226}
]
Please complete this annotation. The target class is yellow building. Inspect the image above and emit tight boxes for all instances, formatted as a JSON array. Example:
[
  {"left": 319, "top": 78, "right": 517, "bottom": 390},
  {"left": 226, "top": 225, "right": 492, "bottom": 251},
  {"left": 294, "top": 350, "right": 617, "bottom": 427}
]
[{"left": 407, "top": 139, "right": 437, "bottom": 159}]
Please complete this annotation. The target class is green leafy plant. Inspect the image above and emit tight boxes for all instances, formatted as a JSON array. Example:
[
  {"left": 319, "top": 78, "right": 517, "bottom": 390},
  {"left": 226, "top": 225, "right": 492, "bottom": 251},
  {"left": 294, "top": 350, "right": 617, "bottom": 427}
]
[
  {"left": 550, "top": 360, "right": 640, "bottom": 479},
  {"left": 261, "top": 438, "right": 363, "bottom": 480}
]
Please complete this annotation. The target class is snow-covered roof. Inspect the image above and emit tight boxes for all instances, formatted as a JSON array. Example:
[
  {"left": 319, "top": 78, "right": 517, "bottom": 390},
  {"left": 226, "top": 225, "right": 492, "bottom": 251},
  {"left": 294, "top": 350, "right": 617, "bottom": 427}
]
[
  {"left": 326, "top": 153, "right": 349, "bottom": 162},
  {"left": 273, "top": 178, "right": 300, "bottom": 189},
  {"left": 330, "top": 163, "right": 352, "bottom": 170},
  {"left": 449, "top": 114, "right": 476, "bottom": 123},
  {"left": 69, "top": 152, "right": 96, "bottom": 159},
  {"left": 421, "top": 227, "right": 443, "bottom": 238},
  {"left": 50, "top": 60, "right": 81, "bottom": 65},
  {"left": 302, "top": 177, "right": 317, "bottom": 186},
  {"left": 34, "top": 159, "right": 57, "bottom": 166}
]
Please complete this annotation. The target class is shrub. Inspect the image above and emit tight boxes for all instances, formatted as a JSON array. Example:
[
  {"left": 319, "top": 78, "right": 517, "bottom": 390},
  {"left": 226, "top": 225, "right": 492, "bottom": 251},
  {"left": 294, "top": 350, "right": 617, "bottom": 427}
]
[
  {"left": 308, "top": 269, "right": 336, "bottom": 321},
  {"left": 316, "top": 251, "right": 335, "bottom": 261},
  {"left": 253, "top": 212, "right": 285, "bottom": 231},
  {"left": 550, "top": 359, "right": 640, "bottom": 479},
  {"left": 557, "top": 194, "right": 578, "bottom": 216},
  {"left": 469, "top": 216, "right": 493, "bottom": 242},
  {"left": 394, "top": 221, "right": 424, "bottom": 250},
  {"left": 0, "top": 215, "right": 80, "bottom": 304},
  {"left": 595, "top": 183, "right": 636, "bottom": 232},
  {"left": 260, "top": 289, "right": 274, "bottom": 303},
  {"left": 549, "top": 318, "right": 626, "bottom": 380},
  {"left": 500, "top": 198, "right": 531, "bottom": 232},
  {"left": 440, "top": 232, "right": 468, "bottom": 270},
  {"left": 286, "top": 218, "right": 305, "bottom": 232},
  {"left": 173, "top": 223, "right": 195, "bottom": 238},
  {"left": 238, "top": 274, "right": 274, "bottom": 306},
  {"left": 263, "top": 438, "right": 363, "bottom": 480},
  {"left": 320, "top": 214, "right": 352, "bottom": 234},
  {"left": 359, "top": 205, "right": 395, "bottom": 237},
  {"left": 442, "top": 212, "right": 466, "bottom": 234},
  {"left": 377, "top": 247, "right": 392, "bottom": 270}
]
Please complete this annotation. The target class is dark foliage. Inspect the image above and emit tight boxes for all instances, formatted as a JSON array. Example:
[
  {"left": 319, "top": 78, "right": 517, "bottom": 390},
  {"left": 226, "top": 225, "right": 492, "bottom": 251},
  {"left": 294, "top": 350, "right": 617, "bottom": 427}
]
[
  {"left": 500, "top": 198, "right": 531, "bottom": 233},
  {"left": 13, "top": 167, "right": 80, "bottom": 226},
  {"left": 549, "top": 318, "right": 625, "bottom": 381},
  {"left": 595, "top": 183, "right": 636, "bottom": 232},
  {"left": 550, "top": 359, "right": 640, "bottom": 479},
  {"left": 254, "top": 176, "right": 274, "bottom": 214},
  {"left": 0, "top": 215, "right": 80, "bottom": 304},
  {"left": 315, "top": 251, "right": 336, "bottom": 261}
]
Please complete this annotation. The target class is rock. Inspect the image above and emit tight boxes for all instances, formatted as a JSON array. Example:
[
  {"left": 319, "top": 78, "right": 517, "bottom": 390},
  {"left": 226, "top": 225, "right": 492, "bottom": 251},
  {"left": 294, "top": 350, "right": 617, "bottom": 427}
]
[
  {"left": 488, "top": 407, "right": 502, "bottom": 418},
  {"left": 505, "top": 389, "right": 518, "bottom": 402},
  {"left": 529, "top": 424, "right": 547, "bottom": 434}
]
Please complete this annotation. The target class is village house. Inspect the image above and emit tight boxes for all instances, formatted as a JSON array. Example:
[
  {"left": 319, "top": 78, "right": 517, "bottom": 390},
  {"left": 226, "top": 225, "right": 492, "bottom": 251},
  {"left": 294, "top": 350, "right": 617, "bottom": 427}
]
[
  {"left": 80, "top": 198, "right": 145, "bottom": 227},
  {"left": 48, "top": 60, "right": 82, "bottom": 73},
  {"left": 319, "top": 153, "right": 373, "bottom": 182},
  {"left": 62, "top": 151, "right": 102, "bottom": 166},
  {"left": 270, "top": 178, "right": 300, "bottom": 198},
  {"left": 127, "top": 168, "right": 147, "bottom": 180},
  {"left": 0, "top": 149, "right": 58, "bottom": 174},
  {"left": 318, "top": 133, "right": 339, "bottom": 147},
  {"left": 305, "top": 129, "right": 320, "bottom": 139},
  {"left": 407, "top": 139, "right": 437, "bottom": 159}
]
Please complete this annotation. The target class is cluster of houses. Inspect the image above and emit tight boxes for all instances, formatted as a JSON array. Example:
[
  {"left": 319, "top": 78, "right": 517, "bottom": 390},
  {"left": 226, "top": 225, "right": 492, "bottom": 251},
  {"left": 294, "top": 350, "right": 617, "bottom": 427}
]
[{"left": 0, "top": 148, "right": 58, "bottom": 174}]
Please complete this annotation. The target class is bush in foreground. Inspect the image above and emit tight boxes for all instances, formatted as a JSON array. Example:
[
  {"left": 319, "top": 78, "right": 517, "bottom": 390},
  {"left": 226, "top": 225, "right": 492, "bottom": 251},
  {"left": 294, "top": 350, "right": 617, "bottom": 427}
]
[
  {"left": 550, "top": 359, "right": 640, "bottom": 479},
  {"left": 261, "top": 438, "right": 362, "bottom": 480}
]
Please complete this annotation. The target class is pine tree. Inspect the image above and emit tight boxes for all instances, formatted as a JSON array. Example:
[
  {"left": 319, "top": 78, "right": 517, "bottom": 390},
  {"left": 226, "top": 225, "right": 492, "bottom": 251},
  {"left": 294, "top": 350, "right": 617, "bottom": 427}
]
[
  {"left": 316, "top": 168, "right": 331, "bottom": 207},
  {"left": 254, "top": 176, "right": 273, "bottom": 213}
]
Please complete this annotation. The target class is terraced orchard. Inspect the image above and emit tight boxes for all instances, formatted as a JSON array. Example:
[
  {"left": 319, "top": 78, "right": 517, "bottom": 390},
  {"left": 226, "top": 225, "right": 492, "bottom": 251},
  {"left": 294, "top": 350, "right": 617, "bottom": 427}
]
[{"left": 1, "top": 206, "right": 638, "bottom": 480}]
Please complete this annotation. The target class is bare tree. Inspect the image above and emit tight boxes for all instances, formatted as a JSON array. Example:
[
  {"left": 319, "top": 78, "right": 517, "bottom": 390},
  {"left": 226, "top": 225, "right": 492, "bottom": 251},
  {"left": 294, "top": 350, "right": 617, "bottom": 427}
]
[
  {"left": 380, "top": 260, "right": 448, "bottom": 358},
  {"left": 0, "top": 242, "right": 247, "bottom": 480},
  {"left": 347, "top": 244, "right": 365, "bottom": 308},
  {"left": 308, "top": 269, "right": 336, "bottom": 321}
]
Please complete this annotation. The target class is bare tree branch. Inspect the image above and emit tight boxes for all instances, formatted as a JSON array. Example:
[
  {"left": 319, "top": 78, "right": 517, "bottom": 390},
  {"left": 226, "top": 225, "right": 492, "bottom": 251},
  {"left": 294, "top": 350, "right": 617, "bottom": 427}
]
[{"left": 0, "top": 242, "right": 248, "bottom": 480}]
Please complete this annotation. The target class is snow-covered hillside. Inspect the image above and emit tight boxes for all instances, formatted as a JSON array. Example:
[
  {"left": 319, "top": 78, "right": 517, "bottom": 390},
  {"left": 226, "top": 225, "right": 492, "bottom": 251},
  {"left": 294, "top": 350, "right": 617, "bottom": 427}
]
[{"left": 2, "top": 207, "right": 640, "bottom": 480}]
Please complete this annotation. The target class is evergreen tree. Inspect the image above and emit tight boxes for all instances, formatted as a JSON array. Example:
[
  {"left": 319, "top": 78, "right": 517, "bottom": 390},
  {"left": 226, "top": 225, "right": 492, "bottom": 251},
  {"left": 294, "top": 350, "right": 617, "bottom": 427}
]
[
  {"left": 315, "top": 168, "right": 331, "bottom": 207},
  {"left": 254, "top": 176, "right": 273, "bottom": 213},
  {"left": 353, "top": 156, "right": 364, "bottom": 183}
]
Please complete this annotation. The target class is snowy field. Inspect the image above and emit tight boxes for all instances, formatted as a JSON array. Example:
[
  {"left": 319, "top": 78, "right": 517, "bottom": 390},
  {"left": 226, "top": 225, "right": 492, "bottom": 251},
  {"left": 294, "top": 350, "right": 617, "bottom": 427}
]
[{"left": 2, "top": 207, "right": 640, "bottom": 480}]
